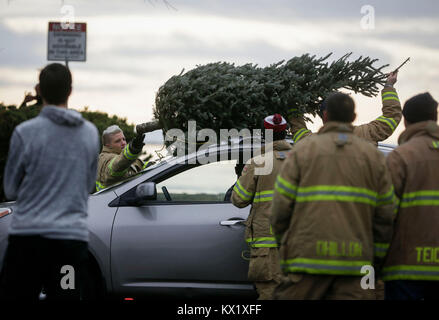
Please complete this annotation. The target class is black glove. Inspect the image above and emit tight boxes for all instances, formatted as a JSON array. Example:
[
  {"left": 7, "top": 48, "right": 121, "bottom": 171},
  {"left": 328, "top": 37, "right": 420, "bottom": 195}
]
[
  {"left": 129, "top": 133, "right": 145, "bottom": 154},
  {"left": 235, "top": 163, "right": 245, "bottom": 178}
]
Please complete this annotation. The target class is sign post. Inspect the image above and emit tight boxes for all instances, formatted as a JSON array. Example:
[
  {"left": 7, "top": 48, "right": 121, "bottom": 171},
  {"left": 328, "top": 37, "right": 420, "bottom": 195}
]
[{"left": 47, "top": 22, "right": 87, "bottom": 67}]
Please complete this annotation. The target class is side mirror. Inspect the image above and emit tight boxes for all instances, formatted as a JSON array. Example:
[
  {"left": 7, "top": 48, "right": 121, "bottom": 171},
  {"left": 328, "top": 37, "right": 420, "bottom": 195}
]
[{"left": 135, "top": 182, "right": 157, "bottom": 201}]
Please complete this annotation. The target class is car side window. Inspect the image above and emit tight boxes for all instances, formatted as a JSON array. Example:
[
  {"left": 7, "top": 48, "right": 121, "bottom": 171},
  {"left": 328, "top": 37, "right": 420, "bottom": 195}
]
[{"left": 155, "top": 160, "right": 237, "bottom": 202}]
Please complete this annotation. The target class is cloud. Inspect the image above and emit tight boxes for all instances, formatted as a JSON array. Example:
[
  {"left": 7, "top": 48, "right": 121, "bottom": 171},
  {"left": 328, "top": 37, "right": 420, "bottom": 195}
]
[
  {"left": 0, "top": 22, "right": 47, "bottom": 67},
  {"left": 174, "top": 0, "right": 439, "bottom": 22},
  {"left": 1, "top": 0, "right": 439, "bottom": 134}
]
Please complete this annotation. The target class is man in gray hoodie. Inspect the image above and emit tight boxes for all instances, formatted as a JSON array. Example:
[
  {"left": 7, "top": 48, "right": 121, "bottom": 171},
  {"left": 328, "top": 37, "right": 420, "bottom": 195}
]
[{"left": 0, "top": 63, "right": 100, "bottom": 300}]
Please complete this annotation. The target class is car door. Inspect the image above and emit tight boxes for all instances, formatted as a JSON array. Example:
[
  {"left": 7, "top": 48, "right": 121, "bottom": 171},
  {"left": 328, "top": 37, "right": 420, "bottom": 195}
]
[{"left": 110, "top": 158, "right": 254, "bottom": 297}]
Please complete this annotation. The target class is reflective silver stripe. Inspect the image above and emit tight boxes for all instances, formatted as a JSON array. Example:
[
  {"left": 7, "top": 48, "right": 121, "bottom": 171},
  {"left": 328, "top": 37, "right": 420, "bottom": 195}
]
[
  {"left": 377, "top": 116, "right": 397, "bottom": 131},
  {"left": 233, "top": 180, "right": 253, "bottom": 200},
  {"left": 253, "top": 191, "right": 274, "bottom": 202},
  {"left": 282, "top": 263, "right": 362, "bottom": 272},
  {"left": 123, "top": 145, "right": 137, "bottom": 161}
]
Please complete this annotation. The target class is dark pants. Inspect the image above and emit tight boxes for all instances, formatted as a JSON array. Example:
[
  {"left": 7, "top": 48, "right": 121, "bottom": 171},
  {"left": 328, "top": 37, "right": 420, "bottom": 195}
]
[
  {"left": 0, "top": 235, "right": 88, "bottom": 301},
  {"left": 385, "top": 280, "right": 439, "bottom": 300}
]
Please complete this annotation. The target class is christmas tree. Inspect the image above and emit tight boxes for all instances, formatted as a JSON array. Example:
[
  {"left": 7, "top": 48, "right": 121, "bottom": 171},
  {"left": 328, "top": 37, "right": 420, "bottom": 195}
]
[{"left": 148, "top": 52, "right": 388, "bottom": 148}]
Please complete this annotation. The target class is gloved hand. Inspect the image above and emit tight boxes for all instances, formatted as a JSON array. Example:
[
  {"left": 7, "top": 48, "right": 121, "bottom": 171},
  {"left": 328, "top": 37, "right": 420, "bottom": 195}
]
[
  {"left": 235, "top": 163, "right": 245, "bottom": 178},
  {"left": 129, "top": 133, "right": 145, "bottom": 154}
]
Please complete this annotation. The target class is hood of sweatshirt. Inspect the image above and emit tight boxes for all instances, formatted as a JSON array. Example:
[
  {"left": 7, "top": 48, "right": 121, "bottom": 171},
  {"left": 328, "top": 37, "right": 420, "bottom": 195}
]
[{"left": 40, "top": 105, "right": 84, "bottom": 127}]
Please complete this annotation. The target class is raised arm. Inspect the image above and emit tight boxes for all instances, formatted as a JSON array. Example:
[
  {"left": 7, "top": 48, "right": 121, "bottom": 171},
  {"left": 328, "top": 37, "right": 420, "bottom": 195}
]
[{"left": 354, "top": 71, "right": 402, "bottom": 142}]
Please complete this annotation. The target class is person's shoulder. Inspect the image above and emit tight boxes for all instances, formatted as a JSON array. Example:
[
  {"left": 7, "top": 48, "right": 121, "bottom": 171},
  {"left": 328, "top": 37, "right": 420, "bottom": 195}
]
[
  {"left": 82, "top": 119, "right": 98, "bottom": 132},
  {"left": 293, "top": 132, "right": 319, "bottom": 148},
  {"left": 98, "top": 150, "right": 115, "bottom": 165},
  {"left": 350, "top": 136, "right": 386, "bottom": 165},
  {"left": 14, "top": 116, "right": 46, "bottom": 135},
  {"left": 391, "top": 136, "right": 428, "bottom": 159},
  {"left": 350, "top": 134, "right": 374, "bottom": 149},
  {"left": 290, "top": 133, "right": 326, "bottom": 157},
  {"left": 81, "top": 120, "right": 99, "bottom": 140},
  {"left": 246, "top": 155, "right": 260, "bottom": 169}
]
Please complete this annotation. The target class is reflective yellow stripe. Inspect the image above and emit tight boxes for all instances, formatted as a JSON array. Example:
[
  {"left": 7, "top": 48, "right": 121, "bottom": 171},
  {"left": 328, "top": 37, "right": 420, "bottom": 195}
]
[
  {"left": 254, "top": 190, "right": 274, "bottom": 203},
  {"left": 292, "top": 128, "right": 310, "bottom": 142},
  {"left": 382, "top": 265, "right": 439, "bottom": 281},
  {"left": 382, "top": 96, "right": 400, "bottom": 102},
  {"left": 382, "top": 91, "right": 398, "bottom": 96},
  {"left": 233, "top": 179, "right": 254, "bottom": 201},
  {"left": 295, "top": 185, "right": 378, "bottom": 206},
  {"left": 280, "top": 258, "right": 370, "bottom": 275},
  {"left": 382, "top": 91, "right": 400, "bottom": 102},
  {"left": 376, "top": 116, "right": 397, "bottom": 131},
  {"left": 246, "top": 237, "right": 279, "bottom": 248},
  {"left": 374, "top": 243, "right": 389, "bottom": 258},
  {"left": 377, "top": 186, "right": 397, "bottom": 206},
  {"left": 275, "top": 175, "right": 297, "bottom": 200},
  {"left": 108, "top": 157, "right": 129, "bottom": 177},
  {"left": 95, "top": 181, "right": 106, "bottom": 191},
  {"left": 289, "top": 107, "right": 299, "bottom": 114},
  {"left": 123, "top": 145, "right": 138, "bottom": 161},
  {"left": 401, "top": 190, "right": 439, "bottom": 208}
]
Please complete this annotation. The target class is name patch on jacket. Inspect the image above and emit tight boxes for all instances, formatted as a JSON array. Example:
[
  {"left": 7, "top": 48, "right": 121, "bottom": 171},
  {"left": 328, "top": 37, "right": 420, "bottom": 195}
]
[
  {"left": 416, "top": 247, "right": 439, "bottom": 263},
  {"left": 316, "top": 240, "right": 363, "bottom": 258}
]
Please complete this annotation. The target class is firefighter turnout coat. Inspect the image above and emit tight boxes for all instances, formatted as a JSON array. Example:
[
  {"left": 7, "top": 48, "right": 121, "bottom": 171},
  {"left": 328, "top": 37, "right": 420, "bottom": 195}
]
[
  {"left": 96, "top": 145, "right": 145, "bottom": 191},
  {"left": 289, "top": 86, "right": 402, "bottom": 144},
  {"left": 383, "top": 120, "right": 439, "bottom": 281},
  {"left": 232, "top": 140, "right": 292, "bottom": 282},
  {"left": 271, "top": 122, "right": 396, "bottom": 276}
]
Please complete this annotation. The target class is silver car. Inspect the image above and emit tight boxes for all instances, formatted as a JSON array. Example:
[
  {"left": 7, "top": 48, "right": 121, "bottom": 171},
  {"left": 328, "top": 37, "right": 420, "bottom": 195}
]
[{"left": 0, "top": 141, "right": 395, "bottom": 299}]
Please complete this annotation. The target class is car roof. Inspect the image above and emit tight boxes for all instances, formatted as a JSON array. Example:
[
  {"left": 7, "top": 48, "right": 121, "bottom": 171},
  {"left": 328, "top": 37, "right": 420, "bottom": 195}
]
[{"left": 93, "top": 139, "right": 396, "bottom": 196}]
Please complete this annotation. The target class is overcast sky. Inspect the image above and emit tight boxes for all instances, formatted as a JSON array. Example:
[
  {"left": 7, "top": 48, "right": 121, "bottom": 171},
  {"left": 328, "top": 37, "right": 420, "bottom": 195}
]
[{"left": 1, "top": 0, "right": 438, "bottom": 144}]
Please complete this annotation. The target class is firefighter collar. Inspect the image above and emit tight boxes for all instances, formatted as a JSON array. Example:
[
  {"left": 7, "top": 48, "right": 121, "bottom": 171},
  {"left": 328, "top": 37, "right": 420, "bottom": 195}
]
[
  {"left": 260, "top": 140, "right": 292, "bottom": 154},
  {"left": 318, "top": 121, "right": 354, "bottom": 135},
  {"left": 101, "top": 145, "right": 123, "bottom": 155},
  {"left": 398, "top": 120, "right": 439, "bottom": 145}
]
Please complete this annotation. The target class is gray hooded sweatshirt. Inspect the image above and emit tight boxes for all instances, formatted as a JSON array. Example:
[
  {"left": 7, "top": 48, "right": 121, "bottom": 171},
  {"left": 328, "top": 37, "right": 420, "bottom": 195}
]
[{"left": 3, "top": 106, "right": 100, "bottom": 242}]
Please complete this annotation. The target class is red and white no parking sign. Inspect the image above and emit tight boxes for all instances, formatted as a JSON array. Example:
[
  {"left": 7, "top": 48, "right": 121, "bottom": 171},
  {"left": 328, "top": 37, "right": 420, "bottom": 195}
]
[{"left": 47, "top": 22, "right": 87, "bottom": 62}]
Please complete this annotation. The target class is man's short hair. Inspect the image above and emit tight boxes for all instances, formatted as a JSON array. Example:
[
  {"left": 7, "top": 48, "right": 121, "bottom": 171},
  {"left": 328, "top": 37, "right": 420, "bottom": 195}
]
[
  {"left": 325, "top": 92, "right": 355, "bottom": 123},
  {"left": 403, "top": 92, "right": 438, "bottom": 123},
  {"left": 102, "top": 125, "right": 123, "bottom": 146},
  {"left": 39, "top": 63, "right": 72, "bottom": 105}
]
